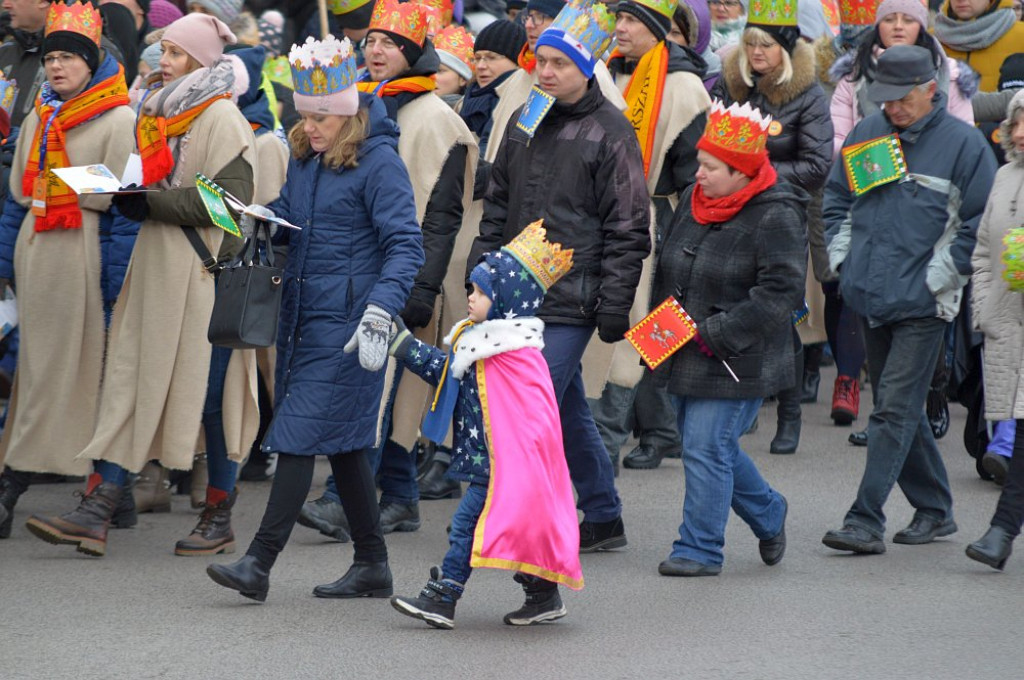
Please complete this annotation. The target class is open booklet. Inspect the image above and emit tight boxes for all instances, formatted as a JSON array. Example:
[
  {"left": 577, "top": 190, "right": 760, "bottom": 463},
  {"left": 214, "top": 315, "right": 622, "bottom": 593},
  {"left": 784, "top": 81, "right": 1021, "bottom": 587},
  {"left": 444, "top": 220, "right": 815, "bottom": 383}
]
[
  {"left": 195, "top": 173, "right": 301, "bottom": 234},
  {"left": 51, "top": 154, "right": 154, "bottom": 194}
]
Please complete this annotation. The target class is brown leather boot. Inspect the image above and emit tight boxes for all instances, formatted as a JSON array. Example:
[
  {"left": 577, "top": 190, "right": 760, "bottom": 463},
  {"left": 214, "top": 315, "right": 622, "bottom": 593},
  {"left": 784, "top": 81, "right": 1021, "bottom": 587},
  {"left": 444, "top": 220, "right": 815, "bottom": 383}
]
[
  {"left": 133, "top": 461, "right": 171, "bottom": 514},
  {"left": 175, "top": 488, "right": 237, "bottom": 556},
  {"left": 25, "top": 475, "right": 122, "bottom": 556},
  {"left": 190, "top": 454, "right": 208, "bottom": 509}
]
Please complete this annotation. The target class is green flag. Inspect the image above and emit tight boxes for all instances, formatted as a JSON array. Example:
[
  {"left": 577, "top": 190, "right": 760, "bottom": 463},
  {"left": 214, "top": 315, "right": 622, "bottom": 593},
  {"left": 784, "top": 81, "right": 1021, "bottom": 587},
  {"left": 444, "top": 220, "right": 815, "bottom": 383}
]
[
  {"left": 842, "top": 134, "right": 907, "bottom": 197},
  {"left": 195, "top": 173, "right": 242, "bottom": 238}
]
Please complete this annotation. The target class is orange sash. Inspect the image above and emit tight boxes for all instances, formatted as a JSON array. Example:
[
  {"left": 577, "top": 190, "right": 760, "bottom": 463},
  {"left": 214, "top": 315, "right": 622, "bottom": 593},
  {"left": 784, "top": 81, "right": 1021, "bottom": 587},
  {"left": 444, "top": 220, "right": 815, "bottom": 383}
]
[
  {"left": 136, "top": 92, "right": 232, "bottom": 185},
  {"left": 23, "top": 65, "right": 130, "bottom": 231},
  {"left": 611, "top": 43, "right": 668, "bottom": 179}
]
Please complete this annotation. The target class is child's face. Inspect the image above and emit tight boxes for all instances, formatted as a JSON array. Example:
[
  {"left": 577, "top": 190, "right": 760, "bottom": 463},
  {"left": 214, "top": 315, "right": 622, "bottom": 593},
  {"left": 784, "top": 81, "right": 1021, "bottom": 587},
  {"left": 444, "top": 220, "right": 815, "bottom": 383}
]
[{"left": 468, "top": 283, "right": 492, "bottom": 323}]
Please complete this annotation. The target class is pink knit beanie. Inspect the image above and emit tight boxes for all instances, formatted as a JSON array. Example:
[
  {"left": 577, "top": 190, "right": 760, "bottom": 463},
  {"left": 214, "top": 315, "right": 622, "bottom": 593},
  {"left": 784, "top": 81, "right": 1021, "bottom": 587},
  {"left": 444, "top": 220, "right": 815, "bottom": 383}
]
[
  {"left": 161, "top": 13, "right": 237, "bottom": 67},
  {"left": 874, "top": 0, "right": 929, "bottom": 28},
  {"left": 148, "top": 0, "right": 183, "bottom": 29}
]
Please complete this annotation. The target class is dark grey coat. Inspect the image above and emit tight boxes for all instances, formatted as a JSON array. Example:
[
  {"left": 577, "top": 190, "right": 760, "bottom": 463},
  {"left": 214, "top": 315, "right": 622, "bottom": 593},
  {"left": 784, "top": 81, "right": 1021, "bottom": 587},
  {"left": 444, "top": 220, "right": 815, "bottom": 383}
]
[{"left": 652, "top": 182, "right": 808, "bottom": 399}]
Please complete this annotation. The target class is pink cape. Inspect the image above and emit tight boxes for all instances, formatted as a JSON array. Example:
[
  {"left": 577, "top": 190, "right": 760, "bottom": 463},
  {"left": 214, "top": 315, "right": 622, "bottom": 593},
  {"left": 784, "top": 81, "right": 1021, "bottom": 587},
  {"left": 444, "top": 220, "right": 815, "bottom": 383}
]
[{"left": 470, "top": 347, "right": 584, "bottom": 590}]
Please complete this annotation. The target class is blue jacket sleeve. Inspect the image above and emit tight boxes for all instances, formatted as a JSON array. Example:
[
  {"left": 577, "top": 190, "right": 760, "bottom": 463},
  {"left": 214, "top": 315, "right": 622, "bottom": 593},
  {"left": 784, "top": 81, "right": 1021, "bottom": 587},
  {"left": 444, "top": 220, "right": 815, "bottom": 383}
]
[
  {"left": 399, "top": 337, "right": 448, "bottom": 387},
  {"left": 267, "top": 159, "right": 294, "bottom": 247},
  {"left": 100, "top": 206, "right": 141, "bottom": 307},
  {"left": 0, "top": 193, "right": 27, "bottom": 281}
]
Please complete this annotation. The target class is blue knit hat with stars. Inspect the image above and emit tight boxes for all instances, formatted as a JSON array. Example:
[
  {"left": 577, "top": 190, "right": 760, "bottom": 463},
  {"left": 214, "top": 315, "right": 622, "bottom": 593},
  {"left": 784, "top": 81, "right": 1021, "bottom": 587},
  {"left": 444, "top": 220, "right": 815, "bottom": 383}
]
[{"left": 469, "top": 251, "right": 545, "bottom": 321}]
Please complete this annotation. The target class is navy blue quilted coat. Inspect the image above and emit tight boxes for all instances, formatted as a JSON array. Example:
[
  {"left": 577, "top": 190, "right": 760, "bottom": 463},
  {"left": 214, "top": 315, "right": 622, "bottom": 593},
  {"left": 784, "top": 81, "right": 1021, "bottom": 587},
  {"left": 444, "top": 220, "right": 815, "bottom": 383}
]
[{"left": 259, "top": 95, "right": 424, "bottom": 455}]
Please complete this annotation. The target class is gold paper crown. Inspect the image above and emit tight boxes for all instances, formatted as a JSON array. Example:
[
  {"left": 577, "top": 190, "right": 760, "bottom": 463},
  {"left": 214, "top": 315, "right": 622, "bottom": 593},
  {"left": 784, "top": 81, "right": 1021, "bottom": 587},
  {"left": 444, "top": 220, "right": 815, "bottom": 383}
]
[
  {"left": 701, "top": 100, "right": 772, "bottom": 157},
  {"left": 369, "top": 0, "right": 429, "bottom": 47},
  {"left": 503, "top": 220, "right": 575, "bottom": 293},
  {"left": 45, "top": 0, "right": 103, "bottom": 46}
]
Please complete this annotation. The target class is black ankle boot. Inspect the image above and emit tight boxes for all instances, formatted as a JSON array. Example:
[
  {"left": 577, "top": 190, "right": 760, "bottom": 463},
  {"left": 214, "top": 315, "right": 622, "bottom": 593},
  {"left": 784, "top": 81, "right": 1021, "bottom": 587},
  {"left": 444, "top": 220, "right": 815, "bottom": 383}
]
[
  {"left": 110, "top": 474, "right": 138, "bottom": 529},
  {"left": 800, "top": 343, "right": 823, "bottom": 404},
  {"left": 771, "top": 347, "right": 802, "bottom": 454},
  {"left": 0, "top": 468, "right": 30, "bottom": 539},
  {"left": 966, "top": 526, "right": 1015, "bottom": 571},
  {"left": 207, "top": 555, "right": 270, "bottom": 602},
  {"left": 313, "top": 560, "right": 393, "bottom": 598},
  {"left": 504, "top": 573, "right": 566, "bottom": 626},
  {"left": 417, "top": 459, "right": 461, "bottom": 500}
]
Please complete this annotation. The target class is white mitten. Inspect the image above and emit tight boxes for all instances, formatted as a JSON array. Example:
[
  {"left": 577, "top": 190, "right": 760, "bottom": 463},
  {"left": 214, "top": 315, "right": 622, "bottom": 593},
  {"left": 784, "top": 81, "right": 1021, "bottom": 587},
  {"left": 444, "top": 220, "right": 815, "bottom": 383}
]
[{"left": 343, "top": 304, "right": 392, "bottom": 371}]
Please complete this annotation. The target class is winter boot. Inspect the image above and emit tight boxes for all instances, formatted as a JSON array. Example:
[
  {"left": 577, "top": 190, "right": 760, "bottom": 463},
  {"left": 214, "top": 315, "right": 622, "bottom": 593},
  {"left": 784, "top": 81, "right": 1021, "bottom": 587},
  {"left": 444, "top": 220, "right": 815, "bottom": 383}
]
[
  {"left": 110, "top": 474, "right": 138, "bottom": 529},
  {"left": 190, "top": 453, "right": 208, "bottom": 509},
  {"left": 297, "top": 495, "right": 351, "bottom": 542},
  {"left": 503, "top": 573, "right": 567, "bottom": 626},
  {"left": 207, "top": 555, "right": 270, "bottom": 602},
  {"left": 417, "top": 457, "right": 462, "bottom": 500},
  {"left": 313, "top": 560, "right": 393, "bottom": 598},
  {"left": 133, "top": 461, "right": 171, "bottom": 514},
  {"left": 0, "top": 468, "right": 30, "bottom": 539},
  {"left": 771, "top": 347, "right": 803, "bottom": 454},
  {"left": 25, "top": 475, "right": 122, "bottom": 556},
  {"left": 390, "top": 566, "right": 461, "bottom": 629},
  {"left": 800, "top": 343, "right": 822, "bottom": 404},
  {"left": 379, "top": 500, "right": 421, "bottom": 533},
  {"left": 175, "top": 488, "right": 237, "bottom": 556},
  {"left": 830, "top": 375, "right": 860, "bottom": 425}
]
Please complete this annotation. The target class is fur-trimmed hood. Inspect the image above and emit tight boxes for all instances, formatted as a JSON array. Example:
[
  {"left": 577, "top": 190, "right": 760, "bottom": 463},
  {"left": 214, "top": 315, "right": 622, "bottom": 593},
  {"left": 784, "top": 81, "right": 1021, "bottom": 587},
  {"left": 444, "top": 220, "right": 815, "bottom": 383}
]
[
  {"left": 1001, "top": 89, "right": 1024, "bottom": 165},
  {"left": 445, "top": 317, "right": 546, "bottom": 379},
  {"left": 721, "top": 39, "right": 818, "bottom": 107}
]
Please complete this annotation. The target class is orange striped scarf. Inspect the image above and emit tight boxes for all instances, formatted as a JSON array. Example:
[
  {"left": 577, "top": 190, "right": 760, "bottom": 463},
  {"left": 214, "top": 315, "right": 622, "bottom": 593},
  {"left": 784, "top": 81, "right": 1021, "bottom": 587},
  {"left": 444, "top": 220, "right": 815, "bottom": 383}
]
[
  {"left": 611, "top": 42, "right": 668, "bottom": 179},
  {"left": 356, "top": 75, "right": 436, "bottom": 98},
  {"left": 24, "top": 65, "right": 130, "bottom": 231},
  {"left": 136, "top": 92, "right": 232, "bottom": 185}
]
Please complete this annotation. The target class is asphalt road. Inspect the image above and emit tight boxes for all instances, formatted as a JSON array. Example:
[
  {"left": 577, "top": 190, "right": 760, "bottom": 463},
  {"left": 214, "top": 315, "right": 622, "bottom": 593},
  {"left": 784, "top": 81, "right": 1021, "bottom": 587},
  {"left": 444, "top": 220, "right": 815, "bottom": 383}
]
[{"left": 2, "top": 366, "right": 1021, "bottom": 680}]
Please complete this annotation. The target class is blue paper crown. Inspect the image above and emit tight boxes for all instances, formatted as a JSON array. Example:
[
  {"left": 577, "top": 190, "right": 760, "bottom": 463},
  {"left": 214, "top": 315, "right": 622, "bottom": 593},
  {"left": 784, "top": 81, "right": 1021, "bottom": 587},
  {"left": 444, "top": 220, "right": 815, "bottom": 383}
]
[
  {"left": 548, "top": 0, "right": 615, "bottom": 63},
  {"left": 0, "top": 78, "right": 17, "bottom": 119},
  {"left": 288, "top": 36, "right": 358, "bottom": 98}
]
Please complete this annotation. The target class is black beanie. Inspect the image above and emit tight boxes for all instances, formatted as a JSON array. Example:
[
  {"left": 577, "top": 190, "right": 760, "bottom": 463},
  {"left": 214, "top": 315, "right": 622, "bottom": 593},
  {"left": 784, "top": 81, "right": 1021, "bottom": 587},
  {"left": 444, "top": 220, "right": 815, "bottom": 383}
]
[
  {"left": 748, "top": 23, "right": 800, "bottom": 54},
  {"left": 616, "top": 1, "right": 671, "bottom": 42},
  {"left": 42, "top": 31, "right": 100, "bottom": 75},
  {"left": 336, "top": 2, "right": 374, "bottom": 30},
  {"left": 475, "top": 19, "right": 527, "bottom": 63},
  {"left": 525, "top": 0, "right": 565, "bottom": 20},
  {"left": 999, "top": 53, "right": 1024, "bottom": 92},
  {"left": 370, "top": 29, "right": 424, "bottom": 69}
]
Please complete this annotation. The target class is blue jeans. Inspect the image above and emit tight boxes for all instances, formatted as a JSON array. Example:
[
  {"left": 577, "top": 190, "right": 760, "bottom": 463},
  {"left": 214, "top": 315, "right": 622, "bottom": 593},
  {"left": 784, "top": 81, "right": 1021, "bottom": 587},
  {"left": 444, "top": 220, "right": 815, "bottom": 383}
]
[
  {"left": 441, "top": 482, "right": 488, "bottom": 585},
  {"left": 542, "top": 323, "right": 622, "bottom": 523},
  {"left": 846, "top": 317, "right": 953, "bottom": 537},
  {"left": 324, "top": 363, "right": 418, "bottom": 506},
  {"left": 671, "top": 396, "right": 785, "bottom": 566}
]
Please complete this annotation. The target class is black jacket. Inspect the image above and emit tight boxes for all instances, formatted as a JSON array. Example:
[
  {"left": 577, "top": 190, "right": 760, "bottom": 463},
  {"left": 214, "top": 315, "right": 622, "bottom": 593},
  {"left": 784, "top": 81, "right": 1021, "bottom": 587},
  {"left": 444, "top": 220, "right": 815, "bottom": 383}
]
[
  {"left": 653, "top": 182, "right": 808, "bottom": 399},
  {"left": 469, "top": 80, "right": 651, "bottom": 324},
  {"left": 0, "top": 29, "right": 46, "bottom": 129}
]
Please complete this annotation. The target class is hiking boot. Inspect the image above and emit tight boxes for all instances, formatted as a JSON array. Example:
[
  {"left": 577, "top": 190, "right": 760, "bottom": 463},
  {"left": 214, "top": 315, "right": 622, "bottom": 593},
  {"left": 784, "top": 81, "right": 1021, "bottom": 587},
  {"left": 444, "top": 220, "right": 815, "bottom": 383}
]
[
  {"left": 110, "top": 474, "right": 138, "bottom": 529},
  {"left": 927, "top": 388, "right": 949, "bottom": 440},
  {"left": 314, "top": 560, "right": 393, "bottom": 598},
  {"left": 207, "top": 555, "right": 270, "bottom": 602},
  {"left": 133, "top": 461, "right": 171, "bottom": 514},
  {"left": 831, "top": 375, "right": 859, "bottom": 425},
  {"left": 503, "top": 573, "right": 566, "bottom": 626},
  {"left": 25, "top": 475, "right": 122, "bottom": 556},
  {"left": 579, "top": 516, "right": 627, "bottom": 553},
  {"left": 417, "top": 459, "right": 462, "bottom": 500},
  {"left": 175, "top": 489, "right": 238, "bottom": 556},
  {"left": 379, "top": 501, "right": 421, "bottom": 533},
  {"left": 0, "top": 469, "right": 29, "bottom": 539},
  {"left": 622, "top": 444, "right": 665, "bottom": 470},
  {"left": 390, "top": 566, "right": 460, "bottom": 629},
  {"left": 297, "top": 495, "right": 351, "bottom": 542}
]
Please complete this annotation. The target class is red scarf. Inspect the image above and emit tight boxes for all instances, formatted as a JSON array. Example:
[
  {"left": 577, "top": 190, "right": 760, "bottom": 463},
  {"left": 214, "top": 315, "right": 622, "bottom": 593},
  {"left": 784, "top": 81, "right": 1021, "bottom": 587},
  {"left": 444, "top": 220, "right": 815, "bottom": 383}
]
[
  {"left": 517, "top": 44, "right": 536, "bottom": 74},
  {"left": 690, "top": 161, "right": 778, "bottom": 225}
]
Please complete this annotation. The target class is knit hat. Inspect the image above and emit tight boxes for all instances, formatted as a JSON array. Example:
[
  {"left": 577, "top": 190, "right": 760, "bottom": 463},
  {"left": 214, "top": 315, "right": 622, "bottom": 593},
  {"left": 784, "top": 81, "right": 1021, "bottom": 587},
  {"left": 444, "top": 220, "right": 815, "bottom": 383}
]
[
  {"left": 258, "top": 10, "right": 284, "bottom": 56},
  {"left": 745, "top": 0, "right": 800, "bottom": 54},
  {"left": 469, "top": 221, "right": 574, "bottom": 320},
  {"left": 535, "top": 0, "right": 615, "bottom": 79},
  {"left": 617, "top": 0, "right": 675, "bottom": 42},
  {"left": 43, "top": 1, "right": 102, "bottom": 74},
  {"left": 526, "top": 0, "right": 566, "bottom": 20},
  {"left": 998, "top": 53, "right": 1024, "bottom": 92},
  {"left": 874, "top": 0, "right": 928, "bottom": 27},
  {"left": 331, "top": 0, "right": 375, "bottom": 29},
  {"left": 162, "top": 13, "right": 237, "bottom": 67},
  {"left": 696, "top": 99, "right": 772, "bottom": 176},
  {"left": 140, "top": 41, "right": 162, "bottom": 70},
  {"left": 190, "top": 0, "right": 242, "bottom": 26},
  {"left": 148, "top": 0, "right": 183, "bottom": 28},
  {"left": 434, "top": 25, "right": 474, "bottom": 79},
  {"left": 289, "top": 35, "right": 360, "bottom": 116},
  {"left": 474, "top": 19, "right": 527, "bottom": 62},
  {"left": 368, "top": 0, "right": 429, "bottom": 68}
]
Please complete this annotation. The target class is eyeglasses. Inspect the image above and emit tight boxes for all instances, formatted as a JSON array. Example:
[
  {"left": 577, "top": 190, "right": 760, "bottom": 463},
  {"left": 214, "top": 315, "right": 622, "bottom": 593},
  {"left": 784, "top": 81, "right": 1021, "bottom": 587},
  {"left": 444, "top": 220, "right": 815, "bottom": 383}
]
[
  {"left": 525, "top": 11, "right": 553, "bottom": 26},
  {"left": 473, "top": 52, "right": 506, "bottom": 64},
  {"left": 708, "top": 0, "right": 742, "bottom": 6},
  {"left": 43, "top": 53, "right": 80, "bottom": 66}
]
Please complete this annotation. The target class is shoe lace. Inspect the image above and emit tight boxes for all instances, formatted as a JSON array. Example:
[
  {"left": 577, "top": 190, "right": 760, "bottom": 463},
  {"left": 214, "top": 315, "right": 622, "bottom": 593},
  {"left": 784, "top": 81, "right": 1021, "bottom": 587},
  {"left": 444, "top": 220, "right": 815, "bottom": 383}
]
[{"left": 835, "top": 377, "right": 855, "bottom": 402}]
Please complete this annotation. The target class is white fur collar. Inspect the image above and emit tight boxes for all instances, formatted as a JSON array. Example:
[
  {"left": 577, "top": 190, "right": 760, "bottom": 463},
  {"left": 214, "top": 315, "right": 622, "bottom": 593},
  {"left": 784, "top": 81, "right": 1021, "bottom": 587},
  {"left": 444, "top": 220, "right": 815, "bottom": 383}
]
[{"left": 444, "top": 317, "right": 546, "bottom": 379}]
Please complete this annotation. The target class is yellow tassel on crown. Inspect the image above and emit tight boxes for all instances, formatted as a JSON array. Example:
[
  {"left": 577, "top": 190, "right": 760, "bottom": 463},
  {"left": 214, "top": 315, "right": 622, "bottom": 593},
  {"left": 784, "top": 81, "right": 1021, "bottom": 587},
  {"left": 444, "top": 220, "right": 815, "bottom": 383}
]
[{"left": 503, "top": 220, "right": 575, "bottom": 293}]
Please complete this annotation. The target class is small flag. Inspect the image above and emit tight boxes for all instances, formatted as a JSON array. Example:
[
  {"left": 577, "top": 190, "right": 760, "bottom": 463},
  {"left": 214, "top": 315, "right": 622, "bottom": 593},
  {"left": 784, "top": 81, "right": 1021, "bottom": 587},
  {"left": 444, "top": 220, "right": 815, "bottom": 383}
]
[
  {"left": 195, "top": 173, "right": 242, "bottom": 238},
  {"left": 842, "top": 134, "right": 907, "bottom": 196},
  {"left": 625, "top": 296, "right": 698, "bottom": 370}
]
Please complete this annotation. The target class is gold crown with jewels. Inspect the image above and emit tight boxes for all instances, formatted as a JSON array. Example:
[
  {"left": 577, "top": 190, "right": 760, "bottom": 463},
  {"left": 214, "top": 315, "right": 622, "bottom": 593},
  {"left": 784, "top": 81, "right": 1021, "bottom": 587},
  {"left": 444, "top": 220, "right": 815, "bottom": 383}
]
[{"left": 503, "top": 220, "right": 575, "bottom": 293}]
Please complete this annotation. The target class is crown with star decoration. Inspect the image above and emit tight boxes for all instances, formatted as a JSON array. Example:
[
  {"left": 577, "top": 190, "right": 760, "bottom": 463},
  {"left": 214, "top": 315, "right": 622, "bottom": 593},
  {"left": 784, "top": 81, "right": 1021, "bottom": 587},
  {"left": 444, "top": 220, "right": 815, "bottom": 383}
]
[
  {"left": 747, "top": 0, "right": 798, "bottom": 27},
  {"left": 701, "top": 100, "right": 772, "bottom": 158},
  {"left": 45, "top": 0, "right": 103, "bottom": 46},
  {"left": 369, "top": 0, "right": 429, "bottom": 47},
  {"left": 289, "top": 35, "right": 358, "bottom": 97},
  {"left": 549, "top": 0, "right": 616, "bottom": 63},
  {"left": 502, "top": 220, "right": 574, "bottom": 293},
  {"left": 838, "top": 0, "right": 879, "bottom": 25}
]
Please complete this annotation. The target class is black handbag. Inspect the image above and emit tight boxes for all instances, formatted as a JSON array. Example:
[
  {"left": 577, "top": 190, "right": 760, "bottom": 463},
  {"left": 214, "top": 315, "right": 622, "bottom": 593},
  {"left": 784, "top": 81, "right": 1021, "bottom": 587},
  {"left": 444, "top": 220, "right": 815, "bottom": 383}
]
[{"left": 183, "top": 223, "right": 283, "bottom": 349}]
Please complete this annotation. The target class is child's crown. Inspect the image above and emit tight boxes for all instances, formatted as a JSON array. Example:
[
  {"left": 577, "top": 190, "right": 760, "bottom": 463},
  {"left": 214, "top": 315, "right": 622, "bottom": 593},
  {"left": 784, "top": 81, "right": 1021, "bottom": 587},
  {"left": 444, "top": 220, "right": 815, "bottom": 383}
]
[{"left": 503, "top": 220, "right": 574, "bottom": 293}]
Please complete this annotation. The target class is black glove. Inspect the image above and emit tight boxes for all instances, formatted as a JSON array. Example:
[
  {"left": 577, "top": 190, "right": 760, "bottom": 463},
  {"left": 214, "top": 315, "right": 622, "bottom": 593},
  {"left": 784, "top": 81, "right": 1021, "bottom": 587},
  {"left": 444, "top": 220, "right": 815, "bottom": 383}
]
[
  {"left": 112, "top": 186, "right": 149, "bottom": 223},
  {"left": 596, "top": 312, "right": 630, "bottom": 343},
  {"left": 400, "top": 294, "right": 435, "bottom": 330}
]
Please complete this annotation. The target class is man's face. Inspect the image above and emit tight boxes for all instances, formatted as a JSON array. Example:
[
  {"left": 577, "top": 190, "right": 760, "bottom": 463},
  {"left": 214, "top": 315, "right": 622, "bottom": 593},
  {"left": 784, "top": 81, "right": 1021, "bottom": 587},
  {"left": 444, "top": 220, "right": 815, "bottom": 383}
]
[
  {"left": 883, "top": 82, "right": 936, "bottom": 129},
  {"left": 614, "top": 12, "right": 658, "bottom": 61},
  {"left": 364, "top": 31, "right": 410, "bottom": 81},
  {"left": 524, "top": 10, "right": 555, "bottom": 51},
  {"left": 536, "top": 45, "right": 588, "bottom": 103},
  {"left": 100, "top": 0, "right": 145, "bottom": 31},
  {"left": 3, "top": 0, "right": 50, "bottom": 32}
]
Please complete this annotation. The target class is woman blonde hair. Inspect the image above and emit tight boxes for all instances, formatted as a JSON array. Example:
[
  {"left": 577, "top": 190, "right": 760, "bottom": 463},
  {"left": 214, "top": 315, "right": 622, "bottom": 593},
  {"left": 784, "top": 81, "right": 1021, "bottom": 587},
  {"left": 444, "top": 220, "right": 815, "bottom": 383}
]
[
  {"left": 288, "top": 108, "right": 369, "bottom": 170},
  {"left": 738, "top": 27, "right": 793, "bottom": 87}
]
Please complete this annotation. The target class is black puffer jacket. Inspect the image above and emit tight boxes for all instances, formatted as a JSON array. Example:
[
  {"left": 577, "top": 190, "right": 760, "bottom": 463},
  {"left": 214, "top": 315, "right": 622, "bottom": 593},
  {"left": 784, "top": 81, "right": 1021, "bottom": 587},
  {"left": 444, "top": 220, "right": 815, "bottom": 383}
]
[
  {"left": 712, "top": 40, "right": 833, "bottom": 192},
  {"left": 468, "top": 80, "right": 651, "bottom": 325}
]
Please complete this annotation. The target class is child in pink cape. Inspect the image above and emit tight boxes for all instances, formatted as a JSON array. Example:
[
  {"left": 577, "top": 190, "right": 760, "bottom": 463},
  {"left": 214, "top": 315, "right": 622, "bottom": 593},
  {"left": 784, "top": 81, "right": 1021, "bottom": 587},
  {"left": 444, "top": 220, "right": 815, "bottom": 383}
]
[{"left": 388, "top": 222, "right": 583, "bottom": 630}]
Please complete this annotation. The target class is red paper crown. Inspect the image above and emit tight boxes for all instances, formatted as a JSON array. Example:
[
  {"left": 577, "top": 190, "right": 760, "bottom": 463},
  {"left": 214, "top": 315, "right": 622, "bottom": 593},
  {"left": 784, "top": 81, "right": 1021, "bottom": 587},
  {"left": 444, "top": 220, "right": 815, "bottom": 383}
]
[
  {"left": 45, "top": 0, "right": 103, "bottom": 46},
  {"left": 369, "top": 0, "right": 429, "bottom": 47},
  {"left": 433, "top": 25, "right": 473, "bottom": 68},
  {"left": 838, "top": 0, "right": 880, "bottom": 25},
  {"left": 702, "top": 100, "right": 771, "bottom": 157},
  {"left": 418, "top": 0, "right": 453, "bottom": 27}
]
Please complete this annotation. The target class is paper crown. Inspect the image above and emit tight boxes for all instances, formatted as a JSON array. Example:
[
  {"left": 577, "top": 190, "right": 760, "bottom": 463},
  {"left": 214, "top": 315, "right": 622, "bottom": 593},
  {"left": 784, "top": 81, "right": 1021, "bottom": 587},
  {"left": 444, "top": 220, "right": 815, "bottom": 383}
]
[
  {"left": 369, "top": 0, "right": 429, "bottom": 47},
  {"left": 0, "top": 78, "right": 17, "bottom": 119},
  {"left": 45, "top": 0, "right": 103, "bottom": 46},
  {"left": 289, "top": 35, "right": 358, "bottom": 97},
  {"left": 838, "top": 0, "right": 879, "bottom": 25},
  {"left": 628, "top": 0, "right": 677, "bottom": 21},
  {"left": 329, "top": 0, "right": 373, "bottom": 14},
  {"left": 418, "top": 0, "right": 453, "bottom": 27},
  {"left": 747, "top": 0, "right": 798, "bottom": 27},
  {"left": 502, "top": 220, "right": 574, "bottom": 293},
  {"left": 433, "top": 25, "right": 474, "bottom": 70},
  {"left": 548, "top": 0, "right": 616, "bottom": 62},
  {"left": 699, "top": 100, "right": 772, "bottom": 172}
]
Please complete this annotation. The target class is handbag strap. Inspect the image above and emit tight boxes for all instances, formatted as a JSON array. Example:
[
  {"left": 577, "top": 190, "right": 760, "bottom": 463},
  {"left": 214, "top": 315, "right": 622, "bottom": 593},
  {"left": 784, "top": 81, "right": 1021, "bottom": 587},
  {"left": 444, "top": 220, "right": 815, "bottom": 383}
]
[{"left": 180, "top": 226, "right": 220, "bottom": 273}]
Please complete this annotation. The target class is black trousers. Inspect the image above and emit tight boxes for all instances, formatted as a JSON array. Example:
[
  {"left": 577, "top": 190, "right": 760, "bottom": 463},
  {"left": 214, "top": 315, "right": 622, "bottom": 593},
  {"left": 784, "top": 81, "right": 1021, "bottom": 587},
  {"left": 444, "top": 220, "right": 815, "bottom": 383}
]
[
  {"left": 246, "top": 451, "right": 386, "bottom": 567},
  {"left": 992, "top": 421, "right": 1024, "bottom": 537}
]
